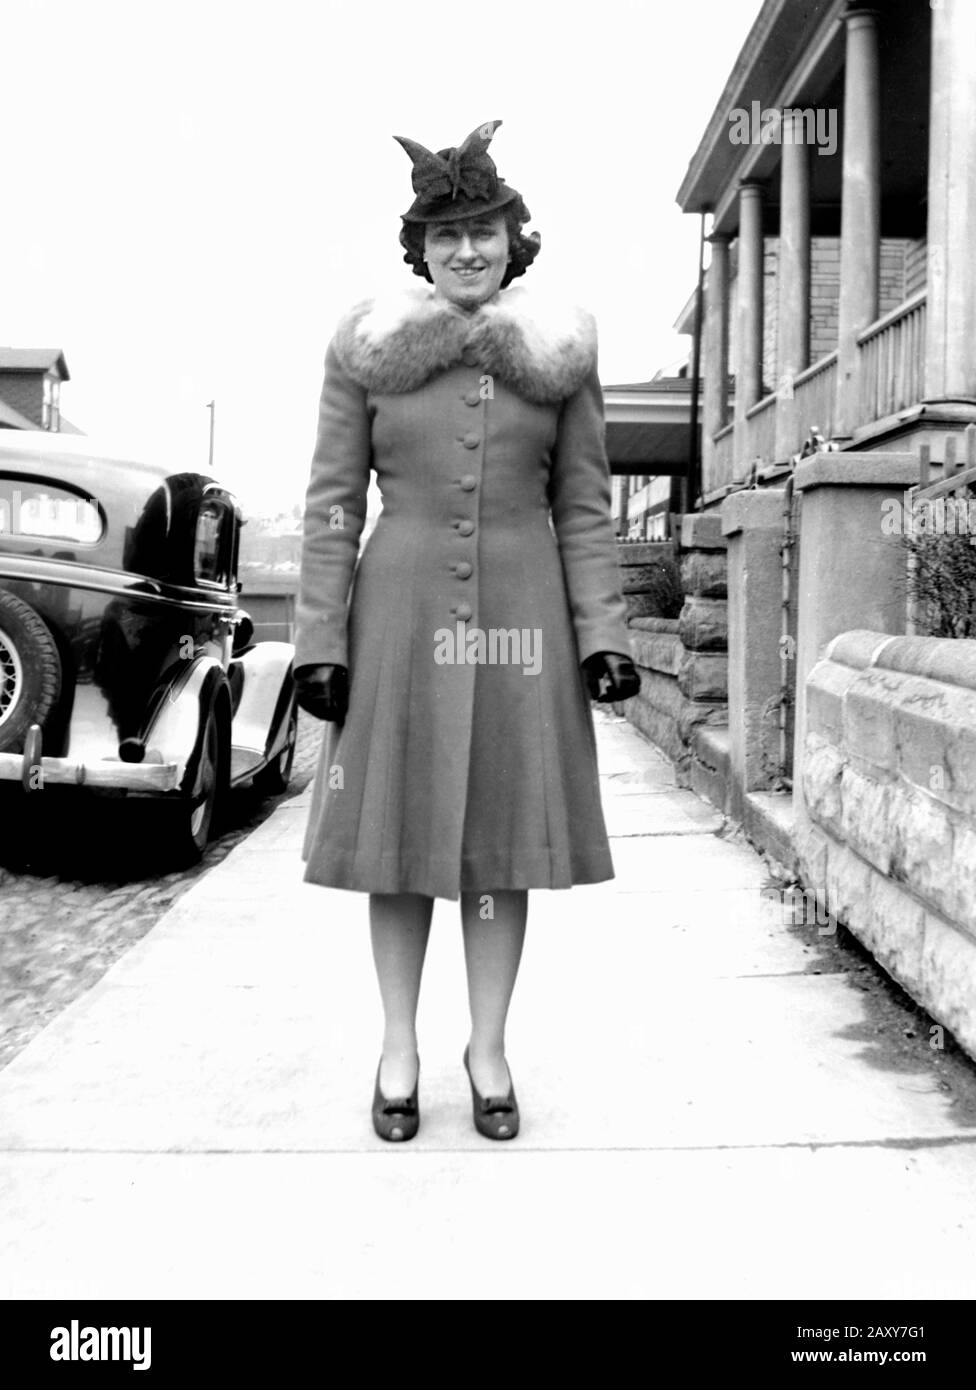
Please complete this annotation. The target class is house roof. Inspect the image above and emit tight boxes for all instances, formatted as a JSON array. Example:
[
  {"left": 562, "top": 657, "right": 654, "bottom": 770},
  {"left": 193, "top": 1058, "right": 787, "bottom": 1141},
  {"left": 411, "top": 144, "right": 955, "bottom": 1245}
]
[
  {"left": 0, "top": 399, "right": 38, "bottom": 430},
  {"left": 603, "top": 378, "right": 700, "bottom": 475},
  {"left": 675, "top": 0, "right": 844, "bottom": 221},
  {"left": 0, "top": 347, "right": 70, "bottom": 380}
]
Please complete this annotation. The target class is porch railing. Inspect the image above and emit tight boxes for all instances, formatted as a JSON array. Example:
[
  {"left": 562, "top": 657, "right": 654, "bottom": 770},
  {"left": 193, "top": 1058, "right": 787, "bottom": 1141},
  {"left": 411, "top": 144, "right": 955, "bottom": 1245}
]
[
  {"left": 710, "top": 422, "right": 735, "bottom": 491},
  {"left": 744, "top": 391, "right": 778, "bottom": 471},
  {"left": 788, "top": 350, "right": 838, "bottom": 455},
  {"left": 857, "top": 290, "right": 927, "bottom": 426}
]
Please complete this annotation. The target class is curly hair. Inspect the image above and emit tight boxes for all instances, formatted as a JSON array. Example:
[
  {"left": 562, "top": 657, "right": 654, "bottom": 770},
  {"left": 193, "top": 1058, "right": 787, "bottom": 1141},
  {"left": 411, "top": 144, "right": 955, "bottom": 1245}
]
[{"left": 399, "top": 197, "right": 541, "bottom": 288}]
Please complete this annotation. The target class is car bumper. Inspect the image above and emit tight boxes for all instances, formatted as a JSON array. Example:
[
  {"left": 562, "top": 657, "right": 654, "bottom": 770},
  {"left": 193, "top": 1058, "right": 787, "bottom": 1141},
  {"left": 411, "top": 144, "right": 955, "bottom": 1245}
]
[{"left": 0, "top": 751, "right": 181, "bottom": 792}]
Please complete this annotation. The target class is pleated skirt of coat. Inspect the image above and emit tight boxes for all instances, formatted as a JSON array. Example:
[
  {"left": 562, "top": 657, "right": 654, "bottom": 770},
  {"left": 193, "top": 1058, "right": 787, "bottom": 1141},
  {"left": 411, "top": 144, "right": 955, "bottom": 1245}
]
[{"left": 301, "top": 502, "right": 614, "bottom": 900}]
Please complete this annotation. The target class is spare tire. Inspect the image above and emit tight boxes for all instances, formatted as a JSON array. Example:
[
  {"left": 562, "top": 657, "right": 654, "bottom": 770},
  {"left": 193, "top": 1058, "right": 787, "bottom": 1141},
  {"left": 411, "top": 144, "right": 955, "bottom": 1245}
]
[{"left": 0, "top": 591, "right": 62, "bottom": 753}]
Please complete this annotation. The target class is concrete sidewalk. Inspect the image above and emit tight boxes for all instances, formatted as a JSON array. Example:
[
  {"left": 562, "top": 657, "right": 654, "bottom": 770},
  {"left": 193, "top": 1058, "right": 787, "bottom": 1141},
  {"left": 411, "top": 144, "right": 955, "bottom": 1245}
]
[{"left": 2, "top": 711, "right": 976, "bottom": 1300}]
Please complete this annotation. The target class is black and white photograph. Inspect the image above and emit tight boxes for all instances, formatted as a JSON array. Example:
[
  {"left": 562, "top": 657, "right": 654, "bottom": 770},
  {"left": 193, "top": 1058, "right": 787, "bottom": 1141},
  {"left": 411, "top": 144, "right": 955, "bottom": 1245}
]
[{"left": 1, "top": 0, "right": 975, "bottom": 1345}]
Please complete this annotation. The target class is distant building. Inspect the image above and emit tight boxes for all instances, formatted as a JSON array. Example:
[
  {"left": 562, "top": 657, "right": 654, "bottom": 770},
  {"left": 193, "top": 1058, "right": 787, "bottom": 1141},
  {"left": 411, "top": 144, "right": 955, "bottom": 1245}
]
[
  {"left": 603, "top": 365, "right": 700, "bottom": 540},
  {"left": 0, "top": 348, "right": 83, "bottom": 434}
]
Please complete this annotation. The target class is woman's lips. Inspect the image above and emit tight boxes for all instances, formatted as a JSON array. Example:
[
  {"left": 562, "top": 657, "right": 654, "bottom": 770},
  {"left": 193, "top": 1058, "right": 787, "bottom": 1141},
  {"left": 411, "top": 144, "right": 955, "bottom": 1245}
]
[{"left": 453, "top": 267, "right": 485, "bottom": 278}]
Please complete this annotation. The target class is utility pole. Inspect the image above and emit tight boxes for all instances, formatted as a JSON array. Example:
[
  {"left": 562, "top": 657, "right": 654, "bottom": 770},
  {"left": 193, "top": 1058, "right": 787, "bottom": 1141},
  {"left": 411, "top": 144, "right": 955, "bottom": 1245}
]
[
  {"left": 685, "top": 211, "right": 707, "bottom": 514},
  {"left": 206, "top": 400, "right": 215, "bottom": 472}
]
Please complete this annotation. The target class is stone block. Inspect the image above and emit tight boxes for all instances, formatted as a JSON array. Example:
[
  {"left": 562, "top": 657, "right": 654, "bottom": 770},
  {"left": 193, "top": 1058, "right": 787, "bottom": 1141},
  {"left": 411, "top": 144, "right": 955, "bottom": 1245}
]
[
  {"left": 822, "top": 836, "right": 871, "bottom": 929},
  {"left": 680, "top": 551, "right": 728, "bottom": 598},
  {"left": 919, "top": 913, "right": 976, "bottom": 1061},
  {"left": 842, "top": 672, "right": 898, "bottom": 773},
  {"left": 629, "top": 666, "right": 685, "bottom": 721},
  {"left": 887, "top": 784, "right": 957, "bottom": 923},
  {"left": 805, "top": 658, "right": 858, "bottom": 744},
  {"left": 625, "top": 592, "right": 669, "bottom": 620},
  {"left": 680, "top": 513, "right": 726, "bottom": 550},
  {"left": 677, "top": 700, "right": 727, "bottom": 743},
  {"left": 802, "top": 733, "right": 845, "bottom": 839},
  {"left": 824, "top": 629, "right": 900, "bottom": 671},
  {"left": 615, "top": 541, "right": 674, "bottom": 567},
  {"left": 677, "top": 651, "right": 728, "bottom": 702},
  {"left": 678, "top": 597, "right": 728, "bottom": 652},
  {"left": 939, "top": 819, "right": 976, "bottom": 938},
  {"left": 856, "top": 866, "right": 927, "bottom": 992},
  {"left": 794, "top": 816, "right": 829, "bottom": 891},
  {"left": 619, "top": 564, "right": 672, "bottom": 595},
  {"left": 628, "top": 617, "right": 680, "bottom": 634},
  {"left": 623, "top": 689, "right": 685, "bottom": 769},
  {"left": 629, "top": 631, "right": 683, "bottom": 677},
  {"left": 838, "top": 764, "right": 892, "bottom": 876},
  {"left": 891, "top": 677, "right": 976, "bottom": 818}
]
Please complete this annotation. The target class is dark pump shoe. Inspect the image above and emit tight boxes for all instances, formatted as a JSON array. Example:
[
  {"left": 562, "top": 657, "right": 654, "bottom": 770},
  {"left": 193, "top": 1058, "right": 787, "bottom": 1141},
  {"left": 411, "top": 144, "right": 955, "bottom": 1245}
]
[
  {"left": 371, "top": 1059, "right": 420, "bottom": 1142},
  {"left": 463, "top": 1045, "right": 519, "bottom": 1140}
]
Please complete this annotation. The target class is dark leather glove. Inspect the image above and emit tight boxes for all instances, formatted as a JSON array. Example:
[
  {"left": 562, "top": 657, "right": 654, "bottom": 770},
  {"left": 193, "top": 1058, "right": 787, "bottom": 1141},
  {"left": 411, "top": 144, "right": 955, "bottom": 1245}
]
[
  {"left": 294, "top": 663, "right": 349, "bottom": 722},
  {"left": 581, "top": 651, "right": 640, "bottom": 703}
]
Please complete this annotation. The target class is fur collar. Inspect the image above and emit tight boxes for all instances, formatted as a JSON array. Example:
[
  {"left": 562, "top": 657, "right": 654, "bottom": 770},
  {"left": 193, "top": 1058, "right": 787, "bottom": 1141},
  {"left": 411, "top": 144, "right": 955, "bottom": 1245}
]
[{"left": 333, "top": 281, "right": 597, "bottom": 404}]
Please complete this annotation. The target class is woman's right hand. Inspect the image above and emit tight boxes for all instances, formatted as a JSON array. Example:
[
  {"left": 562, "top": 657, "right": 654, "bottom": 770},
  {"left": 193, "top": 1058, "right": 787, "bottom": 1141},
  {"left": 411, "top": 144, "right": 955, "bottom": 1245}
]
[{"left": 294, "top": 663, "right": 349, "bottom": 722}]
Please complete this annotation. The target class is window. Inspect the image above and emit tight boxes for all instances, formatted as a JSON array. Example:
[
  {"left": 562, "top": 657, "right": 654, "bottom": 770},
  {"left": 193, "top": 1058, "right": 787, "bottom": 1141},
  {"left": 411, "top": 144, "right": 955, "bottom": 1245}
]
[
  {"left": 0, "top": 476, "right": 102, "bottom": 543},
  {"left": 193, "top": 498, "right": 234, "bottom": 587}
]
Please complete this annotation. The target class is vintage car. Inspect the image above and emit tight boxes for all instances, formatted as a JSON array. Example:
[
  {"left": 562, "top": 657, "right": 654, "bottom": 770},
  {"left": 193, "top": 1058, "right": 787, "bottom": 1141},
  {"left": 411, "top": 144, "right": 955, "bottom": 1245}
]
[{"left": 0, "top": 431, "right": 298, "bottom": 862}]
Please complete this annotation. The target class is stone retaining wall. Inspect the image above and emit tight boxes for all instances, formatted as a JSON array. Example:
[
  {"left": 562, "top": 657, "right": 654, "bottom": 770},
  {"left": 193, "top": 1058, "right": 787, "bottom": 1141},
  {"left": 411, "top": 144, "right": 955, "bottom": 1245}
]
[
  {"left": 617, "top": 521, "right": 728, "bottom": 784},
  {"left": 800, "top": 628, "right": 976, "bottom": 1059}
]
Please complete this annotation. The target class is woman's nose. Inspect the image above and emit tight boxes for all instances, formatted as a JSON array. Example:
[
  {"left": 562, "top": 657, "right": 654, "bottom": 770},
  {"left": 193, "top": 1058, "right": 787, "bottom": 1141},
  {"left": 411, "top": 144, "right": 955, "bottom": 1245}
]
[{"left": 455, "top": 235, "right": 476, "bottom": 259}]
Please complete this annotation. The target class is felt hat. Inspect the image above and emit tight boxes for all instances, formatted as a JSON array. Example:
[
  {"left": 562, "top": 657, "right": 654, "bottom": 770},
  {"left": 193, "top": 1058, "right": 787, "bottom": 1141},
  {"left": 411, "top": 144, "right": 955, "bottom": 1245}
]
[{"left": 395, "top": 119, "right": 521, "bottom": 224}]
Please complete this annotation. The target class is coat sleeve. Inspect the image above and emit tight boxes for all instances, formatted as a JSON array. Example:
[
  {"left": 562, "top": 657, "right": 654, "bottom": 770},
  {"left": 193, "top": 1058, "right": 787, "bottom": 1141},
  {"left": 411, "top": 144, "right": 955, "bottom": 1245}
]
[
  {"left": 293, "top": 339, "right": 372, "bottom": 670},
  {"left": 547, "top": 363, "right": 632, "bottom": 665}
]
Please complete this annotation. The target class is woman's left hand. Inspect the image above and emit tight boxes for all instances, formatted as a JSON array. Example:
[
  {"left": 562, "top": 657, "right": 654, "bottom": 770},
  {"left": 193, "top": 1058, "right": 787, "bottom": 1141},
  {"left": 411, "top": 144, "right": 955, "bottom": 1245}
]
[{"left": 581, "top": 651, "right": 640, "bottom": 703}]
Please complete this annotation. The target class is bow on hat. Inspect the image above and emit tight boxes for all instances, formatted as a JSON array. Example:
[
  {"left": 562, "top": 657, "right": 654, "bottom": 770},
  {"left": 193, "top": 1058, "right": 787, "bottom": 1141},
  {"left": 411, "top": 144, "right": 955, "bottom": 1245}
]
[{"left": 394, "top": 120, "right": 502, "bottom": 204}]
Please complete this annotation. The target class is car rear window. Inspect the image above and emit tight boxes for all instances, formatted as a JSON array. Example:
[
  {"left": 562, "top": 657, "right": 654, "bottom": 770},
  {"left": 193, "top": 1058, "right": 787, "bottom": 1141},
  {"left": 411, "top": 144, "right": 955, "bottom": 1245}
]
[{"left": 0, "top": 475, "right": 103, "bottom": 544}]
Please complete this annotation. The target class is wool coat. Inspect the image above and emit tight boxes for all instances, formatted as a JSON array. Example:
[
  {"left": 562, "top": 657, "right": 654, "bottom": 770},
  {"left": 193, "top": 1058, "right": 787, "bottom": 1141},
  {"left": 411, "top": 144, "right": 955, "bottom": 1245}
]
[{"left": 295, "top": 279, "right": 632, "bottom": 900}]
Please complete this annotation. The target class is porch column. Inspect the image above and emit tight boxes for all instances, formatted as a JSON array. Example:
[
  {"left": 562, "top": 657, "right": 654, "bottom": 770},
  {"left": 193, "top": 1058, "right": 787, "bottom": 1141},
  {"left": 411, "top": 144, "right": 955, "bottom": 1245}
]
[
  {"left": 834, "top": 6, "right": 881, "bottom": 438},
  {"left": 702, "top": 234, "right": 730, "bottom": 492},
  {"left": 733, "top": 182, "right": 764, "bottom": 481},
  {"left": 774, "top": 114, "right": 811, "bottom": 461},
  {"left": 924, "top": 0, "right": 976, "bottom": 401}
]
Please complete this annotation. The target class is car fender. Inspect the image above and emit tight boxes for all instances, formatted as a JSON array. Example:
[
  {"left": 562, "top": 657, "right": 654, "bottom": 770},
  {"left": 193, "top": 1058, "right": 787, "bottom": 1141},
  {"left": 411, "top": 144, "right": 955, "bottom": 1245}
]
[
  {"left": 231, "top": 641, "right": 295, "bottom": 760},
  {"left": 143, "top": 658, "right": 229, "bottom": 790}
]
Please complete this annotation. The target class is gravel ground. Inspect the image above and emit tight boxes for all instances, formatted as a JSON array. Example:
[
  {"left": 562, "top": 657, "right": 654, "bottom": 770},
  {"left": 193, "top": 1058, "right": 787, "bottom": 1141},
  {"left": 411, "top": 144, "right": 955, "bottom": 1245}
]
[{"left": 0, "top": 711, "right": 323, "bottom": 1071}]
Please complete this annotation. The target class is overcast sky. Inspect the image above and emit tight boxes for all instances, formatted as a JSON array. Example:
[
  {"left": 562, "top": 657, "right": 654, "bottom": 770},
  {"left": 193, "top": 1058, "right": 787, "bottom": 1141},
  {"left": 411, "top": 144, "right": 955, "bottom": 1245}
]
[{"left": 3, "top": 0, "right": 760, "bottom": 514}]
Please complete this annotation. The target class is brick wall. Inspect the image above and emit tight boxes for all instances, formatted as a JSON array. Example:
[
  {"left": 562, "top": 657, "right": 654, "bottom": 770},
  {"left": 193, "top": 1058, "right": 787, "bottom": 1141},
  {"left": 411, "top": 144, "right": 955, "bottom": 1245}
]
[
  {"left": 810, "top": 236, "right": 840, "bottom": 363},
  {"left": 905, "top": 237, "right": 927, "bottom": 298},
  {"left": 735, "top": 236, "right": 917, "bottom": 389}
]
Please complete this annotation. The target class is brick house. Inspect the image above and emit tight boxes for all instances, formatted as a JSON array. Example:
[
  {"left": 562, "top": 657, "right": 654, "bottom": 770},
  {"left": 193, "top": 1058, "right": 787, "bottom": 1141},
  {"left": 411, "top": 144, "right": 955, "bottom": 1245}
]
[
  {"left": 679, "top": 0, "right": 971, "bottom": 495},
  {"left": 0, "top": 348, "right": 82, "bottom": 434}
]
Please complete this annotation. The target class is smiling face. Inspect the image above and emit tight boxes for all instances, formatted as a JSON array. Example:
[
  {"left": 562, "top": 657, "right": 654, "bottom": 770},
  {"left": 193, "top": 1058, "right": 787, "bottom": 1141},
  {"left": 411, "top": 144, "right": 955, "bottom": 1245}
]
[{"left": 423, "top": 213, "right": 510, "bottom": 309}]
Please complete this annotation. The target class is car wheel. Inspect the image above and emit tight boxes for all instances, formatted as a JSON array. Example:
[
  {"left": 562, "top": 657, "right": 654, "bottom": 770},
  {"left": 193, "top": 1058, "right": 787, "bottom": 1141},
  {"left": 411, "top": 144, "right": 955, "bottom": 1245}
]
[
  {"left": 0, "top": 591, "right": 62, "bottom": 754},
  {"left": 253, "top": 703, "right": 298, "bottom": 798},
  {"left": 167, "top": 703, "right": 225, "bottom": 864}
]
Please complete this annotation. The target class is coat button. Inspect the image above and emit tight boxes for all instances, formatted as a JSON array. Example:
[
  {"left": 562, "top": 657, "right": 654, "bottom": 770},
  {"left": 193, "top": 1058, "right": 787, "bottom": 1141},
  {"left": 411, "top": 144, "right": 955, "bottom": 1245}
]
[
  {"left": 457, "top": 519, "right": 475, "bottom": 536},
  {"left": 453, "top": 601, "right": 473, "bottom": 620},
  {"left": 462, "top": 390, "right": 481, "bottom": 406},
  {"left": 460, "top": 345, "right": 480, "bottom": 367},
  {"left": 459, "top": 475, "right": 477, "bottom": 492},
  {"left": 455, "top": 561, "right": 473, "bottom": 579},
  {"left": 460, "top": 433, "right": 480, "bottom": 449}
]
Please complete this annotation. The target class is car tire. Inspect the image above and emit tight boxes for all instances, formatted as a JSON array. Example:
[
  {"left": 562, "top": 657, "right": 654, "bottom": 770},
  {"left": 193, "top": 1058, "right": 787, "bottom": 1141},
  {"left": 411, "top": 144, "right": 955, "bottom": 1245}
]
[
  {"left": 166, "top": 701, "right": 226, "bottom": 865},
  {"left": 0, "top": 591, "right": 62, "bottom": 754},
  {"left": 253, "top": 702, "right": 298, "bottom": 798}
]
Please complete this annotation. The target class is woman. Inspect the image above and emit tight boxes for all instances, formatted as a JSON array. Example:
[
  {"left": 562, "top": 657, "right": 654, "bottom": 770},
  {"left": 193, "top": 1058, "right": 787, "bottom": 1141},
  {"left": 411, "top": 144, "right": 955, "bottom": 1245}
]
[{"left": 294, "top": 120, "right": 639, "bottom": 1142}]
